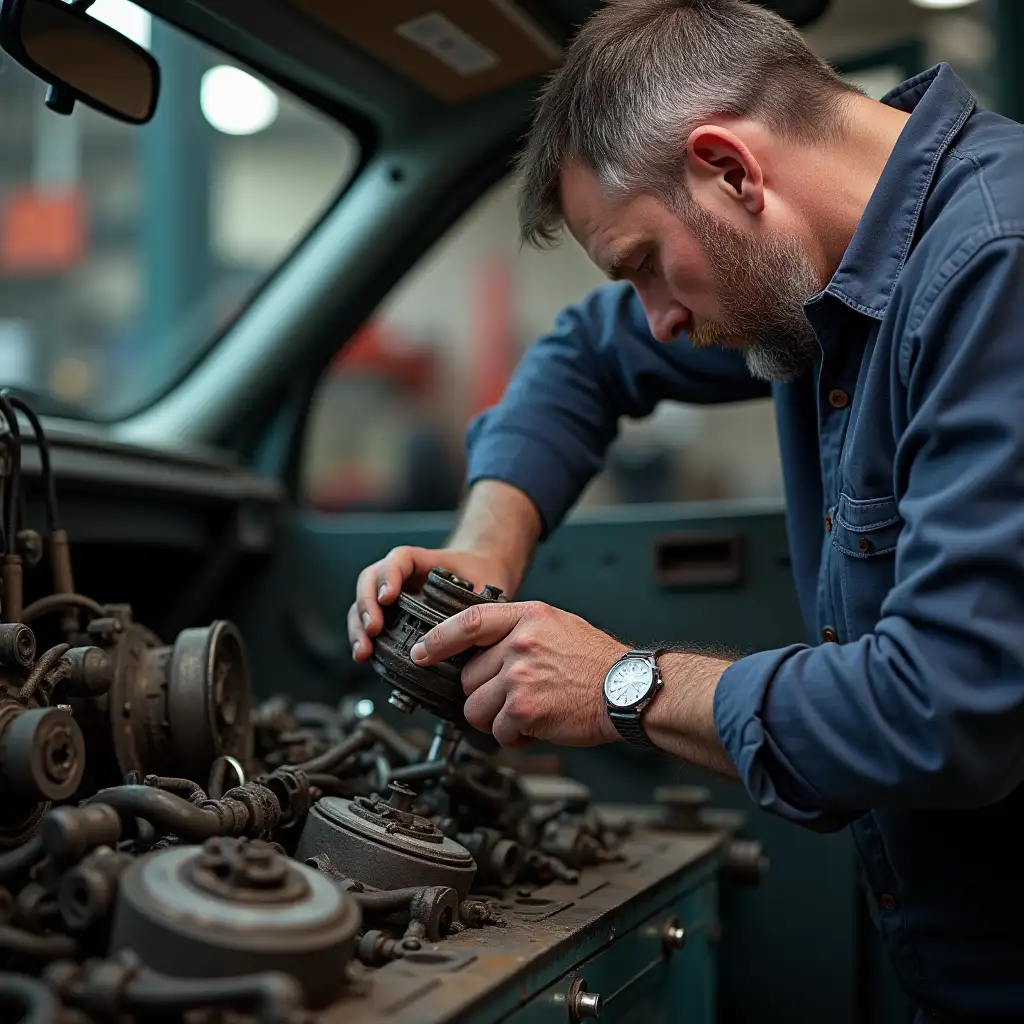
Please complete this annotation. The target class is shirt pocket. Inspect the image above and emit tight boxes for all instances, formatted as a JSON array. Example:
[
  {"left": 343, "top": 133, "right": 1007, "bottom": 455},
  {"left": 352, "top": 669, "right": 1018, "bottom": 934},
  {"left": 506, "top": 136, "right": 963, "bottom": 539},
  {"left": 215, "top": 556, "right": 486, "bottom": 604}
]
[{"left": 830, "top": 493, "right": 902, "bottom": 640}]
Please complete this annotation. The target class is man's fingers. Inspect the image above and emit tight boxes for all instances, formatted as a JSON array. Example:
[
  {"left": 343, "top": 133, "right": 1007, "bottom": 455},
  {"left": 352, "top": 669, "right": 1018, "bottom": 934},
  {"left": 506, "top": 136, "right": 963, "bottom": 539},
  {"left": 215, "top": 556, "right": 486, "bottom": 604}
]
[
  {"left": 375, "top": 547, "right": 420, "bottom": 606},
  {"left": 492, "top": 700, "right": 528, "bottom": 747},
  {"left": 411, "top": 603, "right": 523, "bottom": 665},
  {"left": 356, "top": 547, "right": 421, "bottom": 637},
  {"left": 463, "top": 680, "right": 508, "bottom": 734},
  {"left": 348, "top": 603, "right": 372, "bottom": 661},
  {"left": 461, "top": 645, "right": 505, "bottom": 694}
]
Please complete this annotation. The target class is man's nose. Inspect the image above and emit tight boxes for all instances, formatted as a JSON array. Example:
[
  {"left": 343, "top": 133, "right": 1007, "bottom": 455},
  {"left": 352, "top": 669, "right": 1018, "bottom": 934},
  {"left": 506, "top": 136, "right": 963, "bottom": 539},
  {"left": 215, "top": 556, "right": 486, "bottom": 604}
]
[{"left": 645, "top": 303, "right": 688, "bottom": 344}]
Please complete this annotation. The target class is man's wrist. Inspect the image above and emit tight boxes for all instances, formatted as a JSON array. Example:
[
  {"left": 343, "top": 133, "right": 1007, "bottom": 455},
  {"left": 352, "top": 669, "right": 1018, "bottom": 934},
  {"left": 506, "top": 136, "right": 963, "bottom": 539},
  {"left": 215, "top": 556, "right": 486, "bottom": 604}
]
[{"left": 642, "top": 651, "right": 737, "bottom": 777}]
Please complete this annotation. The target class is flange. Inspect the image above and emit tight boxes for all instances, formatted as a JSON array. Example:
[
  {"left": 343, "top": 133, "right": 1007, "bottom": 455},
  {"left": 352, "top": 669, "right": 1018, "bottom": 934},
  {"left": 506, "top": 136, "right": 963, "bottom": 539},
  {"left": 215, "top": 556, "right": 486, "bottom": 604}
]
[
  {"left": 109, "top": 838, "right": 361, "bottom": 1009},
  {"left": 294, "top": 793, "right": 478, "bottom": 899},
  {"left": 369, "top": 568, "right": 505, "bottom": 731}
]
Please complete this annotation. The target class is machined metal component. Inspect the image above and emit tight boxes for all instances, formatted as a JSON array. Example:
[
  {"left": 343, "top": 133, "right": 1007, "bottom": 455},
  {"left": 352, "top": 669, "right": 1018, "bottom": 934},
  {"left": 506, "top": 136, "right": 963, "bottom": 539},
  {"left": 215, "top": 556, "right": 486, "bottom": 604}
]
[
  {"left": 568, "top": 977, "right": 602, "bottom": 1021},
  {"left": 295, "top": 786, "right": 477, "bottom": 899},
  {"left": 0, "top": 623, "right": 36, "bottom": 674},
  {"left": 109, "top": 838, "right": 361, "bottom": 1009},
  {"left": 0, "top": 705, "right": 84, "bottom": 804},
  {"left": 369, "top": 568, "right": 505, "bottom": 734},
  {"left": 653, "top": 784, "right": 711, "bottom": 832},
  {"left": 79, "top": 612, "right": 252, "bottom": 786}
]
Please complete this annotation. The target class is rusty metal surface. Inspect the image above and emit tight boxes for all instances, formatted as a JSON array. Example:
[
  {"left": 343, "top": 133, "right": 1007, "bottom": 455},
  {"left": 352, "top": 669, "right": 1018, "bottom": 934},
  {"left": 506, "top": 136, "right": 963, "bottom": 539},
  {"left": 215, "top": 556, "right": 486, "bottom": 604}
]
[{"left": 318, "top": 824, "right": 723, "bottom": 1024}]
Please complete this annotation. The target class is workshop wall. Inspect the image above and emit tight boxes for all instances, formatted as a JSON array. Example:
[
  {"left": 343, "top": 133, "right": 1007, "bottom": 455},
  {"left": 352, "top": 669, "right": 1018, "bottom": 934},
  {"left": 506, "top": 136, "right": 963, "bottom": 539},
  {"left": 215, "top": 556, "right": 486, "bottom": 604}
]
[{"left": 301, "top": 0, "right": 996, "bottom": 517}]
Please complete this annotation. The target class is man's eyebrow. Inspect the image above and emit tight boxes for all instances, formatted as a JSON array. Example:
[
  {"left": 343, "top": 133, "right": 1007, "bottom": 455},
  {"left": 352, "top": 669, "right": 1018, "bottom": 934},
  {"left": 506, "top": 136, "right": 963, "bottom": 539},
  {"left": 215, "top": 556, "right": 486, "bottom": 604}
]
[{"left": 605, "top": 251, "right": 628, "bottom": 281}]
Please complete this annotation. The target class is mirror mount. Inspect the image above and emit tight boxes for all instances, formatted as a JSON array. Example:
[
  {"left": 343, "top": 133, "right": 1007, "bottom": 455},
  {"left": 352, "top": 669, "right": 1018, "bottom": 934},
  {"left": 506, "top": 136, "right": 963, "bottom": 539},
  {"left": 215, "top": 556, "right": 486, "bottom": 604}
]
[
  {"left": 43, "top": 0, "right": 94, "bottom": 116},
  {"left": 0, "top": 0, "right": 160, "bottom": 125}
]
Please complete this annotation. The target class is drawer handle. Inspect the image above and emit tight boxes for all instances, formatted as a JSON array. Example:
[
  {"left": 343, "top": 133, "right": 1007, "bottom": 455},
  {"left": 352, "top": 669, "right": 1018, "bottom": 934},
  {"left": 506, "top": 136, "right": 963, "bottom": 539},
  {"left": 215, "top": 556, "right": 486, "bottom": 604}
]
[
  {"left": 568, "top": 977, "right": 602, "bottom": 1020},
  {"left": 662, "top": 915, "right": 687, "bottom": 952},
  {"left": 653, "top": 532, "right": 743, "bottom": 588}
]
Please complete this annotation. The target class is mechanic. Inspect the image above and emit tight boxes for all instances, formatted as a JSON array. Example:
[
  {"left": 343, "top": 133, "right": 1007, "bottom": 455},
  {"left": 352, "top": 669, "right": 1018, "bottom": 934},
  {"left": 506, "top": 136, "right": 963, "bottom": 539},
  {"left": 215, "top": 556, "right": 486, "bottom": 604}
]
[{"left": 349, "top": 0, "right": 1024, "bottom": 1018}]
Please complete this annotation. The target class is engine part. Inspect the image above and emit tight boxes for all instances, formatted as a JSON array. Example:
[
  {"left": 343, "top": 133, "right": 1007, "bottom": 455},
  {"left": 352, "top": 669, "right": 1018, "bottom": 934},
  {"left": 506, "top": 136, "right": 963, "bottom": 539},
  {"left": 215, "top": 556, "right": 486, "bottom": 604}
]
[
  {"left": 45, "top": 952, "right": 308, "bottom": 1024},
  {"left": 76, "top": 611, "right": 252, "bottom": 786},
  {"left": 57, "top": 847, "right": 135, "bottom": 933},
  {"left": 295, "top": 783, "right": 477, "bottom": 899},
  {"left": 0, "top": 707, "right": 83, "bottom": 805},
  {"left": 457, "top": 828, "right": 521, "bottom": 887},
  {"left": 369, "top": 568, "right": 505, "bottom": 730},
  {"left": 108, "top": 838, "right": 360, "bottom": 1009},
  {"left": 0, "top": 973, "right": 63, "bottom": 1024}
]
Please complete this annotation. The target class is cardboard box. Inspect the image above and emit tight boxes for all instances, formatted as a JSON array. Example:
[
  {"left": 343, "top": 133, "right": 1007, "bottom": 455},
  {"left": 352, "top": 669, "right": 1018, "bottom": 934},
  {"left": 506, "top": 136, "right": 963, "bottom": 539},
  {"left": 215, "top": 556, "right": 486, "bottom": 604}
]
[{"left": 290, "top": 0, "right": 561, "bottom": 103}]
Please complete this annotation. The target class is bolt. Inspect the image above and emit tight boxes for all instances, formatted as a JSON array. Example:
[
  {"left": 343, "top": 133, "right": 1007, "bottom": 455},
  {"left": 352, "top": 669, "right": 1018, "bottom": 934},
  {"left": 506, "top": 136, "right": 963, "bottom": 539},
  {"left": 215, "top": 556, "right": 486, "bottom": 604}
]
[
  {"left": 388, "top": 691, "right": 417, "bottom": 714},
  {"left": 122, "top": 701, "right": 132, "bottom": 718},
  {"left": 387, "top": 781, "right": 416, "bottom": 812},
  {"left": 42, "top": 727, "right": 75, "bottom": 783},
  {"left": 481, "top": 585, "right": 504, "bottom": 600}
]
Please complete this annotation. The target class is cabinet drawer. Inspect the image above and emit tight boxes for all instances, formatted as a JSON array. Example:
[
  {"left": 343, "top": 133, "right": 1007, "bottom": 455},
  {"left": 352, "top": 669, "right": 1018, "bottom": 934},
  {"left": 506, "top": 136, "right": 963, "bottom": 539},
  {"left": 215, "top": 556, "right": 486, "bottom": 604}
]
[{"left": 504, "top": 878, "right": 717, "bottom": 1024}]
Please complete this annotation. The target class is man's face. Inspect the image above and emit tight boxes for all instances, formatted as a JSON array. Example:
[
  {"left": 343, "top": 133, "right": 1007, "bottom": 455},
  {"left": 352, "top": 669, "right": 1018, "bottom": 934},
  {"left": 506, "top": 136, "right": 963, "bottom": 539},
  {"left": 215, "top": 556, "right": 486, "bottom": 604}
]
[{"left": 560, "top": 163, "right": 823, "bottom": 382}]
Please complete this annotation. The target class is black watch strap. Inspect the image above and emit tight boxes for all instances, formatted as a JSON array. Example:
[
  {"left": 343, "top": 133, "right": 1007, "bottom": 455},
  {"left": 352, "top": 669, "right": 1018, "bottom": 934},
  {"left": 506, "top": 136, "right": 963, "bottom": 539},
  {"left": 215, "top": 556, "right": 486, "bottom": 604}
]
[{"left": 608, "top": 709, "right": 659, "bottom": 749}]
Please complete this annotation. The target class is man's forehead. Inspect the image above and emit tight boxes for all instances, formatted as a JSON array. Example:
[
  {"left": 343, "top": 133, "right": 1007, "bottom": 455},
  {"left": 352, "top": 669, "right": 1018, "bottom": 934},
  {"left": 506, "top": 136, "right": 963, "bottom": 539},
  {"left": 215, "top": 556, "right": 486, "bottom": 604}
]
[{"left": 559, "top": 163, "right": 634, "bottom": 277}]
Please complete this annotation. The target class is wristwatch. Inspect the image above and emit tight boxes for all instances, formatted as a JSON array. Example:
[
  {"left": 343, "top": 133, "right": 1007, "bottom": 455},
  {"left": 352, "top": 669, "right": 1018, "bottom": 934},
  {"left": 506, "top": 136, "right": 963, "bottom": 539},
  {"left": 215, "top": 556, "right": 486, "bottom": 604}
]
[{"left": 602, "top": 649, "right": 665, "bottom": 749}]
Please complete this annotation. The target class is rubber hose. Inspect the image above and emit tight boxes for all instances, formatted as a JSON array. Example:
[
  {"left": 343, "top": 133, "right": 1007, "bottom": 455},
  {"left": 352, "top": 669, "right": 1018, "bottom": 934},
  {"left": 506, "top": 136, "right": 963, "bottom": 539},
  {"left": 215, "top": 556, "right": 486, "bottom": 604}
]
[
  {"left": 86, "top": 786, "right": 225, "bottom": 841},
  {"left": 18, "top": 643, "right": 70, "bottom": 703},
  {"left": 20, "top": 593, "right": 106, "bottom": 626},
  {"left": 0, "top": 925, "right": 75, "bottom": 959},
  {"left": 0, "top": 973, "right": 63, "bottom": 1024},
  {"left": 0, "top": 835, "right": 43, "bottom": 882},
  {"left": 292, "top": 728, "right": 372, "bottom": 774},
  {"left": 352, "top": 887, "right": 423, "bottom": 912},
  {"left": 124, "top": 967, "right": 305, "bottom": 1024}
]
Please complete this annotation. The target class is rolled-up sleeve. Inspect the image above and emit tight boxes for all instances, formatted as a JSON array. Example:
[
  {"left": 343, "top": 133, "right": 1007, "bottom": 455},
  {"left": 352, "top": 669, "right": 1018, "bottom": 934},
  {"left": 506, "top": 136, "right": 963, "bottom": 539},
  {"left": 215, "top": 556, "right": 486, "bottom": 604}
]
[
  {"left": 466, "top": 283, "right": 769, "bottom": 536},
  {"left": 715, "top": 234, "right": 1024, "bottom": 830}
]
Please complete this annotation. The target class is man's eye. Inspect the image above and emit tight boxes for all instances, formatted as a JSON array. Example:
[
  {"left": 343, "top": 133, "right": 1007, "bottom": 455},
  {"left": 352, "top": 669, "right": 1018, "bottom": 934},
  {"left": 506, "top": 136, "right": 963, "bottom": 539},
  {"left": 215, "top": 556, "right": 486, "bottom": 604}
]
[{"left": 636, "top": 255, "right": 654, "bottom": 275}]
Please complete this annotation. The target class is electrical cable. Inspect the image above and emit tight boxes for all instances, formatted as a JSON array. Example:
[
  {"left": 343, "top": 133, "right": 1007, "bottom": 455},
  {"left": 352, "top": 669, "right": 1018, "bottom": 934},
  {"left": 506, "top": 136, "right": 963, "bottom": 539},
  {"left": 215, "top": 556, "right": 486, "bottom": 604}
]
[
  {"left": 0, "top": 395, "right": 21, "bottom": 557},
  {"left": 1, "top": 392, "right": 60, "bottom": 534}
]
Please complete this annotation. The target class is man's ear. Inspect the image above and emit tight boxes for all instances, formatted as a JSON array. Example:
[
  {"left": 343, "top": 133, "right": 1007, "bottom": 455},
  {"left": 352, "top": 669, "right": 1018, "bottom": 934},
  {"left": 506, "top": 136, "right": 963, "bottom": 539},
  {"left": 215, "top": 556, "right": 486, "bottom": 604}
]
[{"left": 685, "top": 125, "right": 764, "bottom": 215}]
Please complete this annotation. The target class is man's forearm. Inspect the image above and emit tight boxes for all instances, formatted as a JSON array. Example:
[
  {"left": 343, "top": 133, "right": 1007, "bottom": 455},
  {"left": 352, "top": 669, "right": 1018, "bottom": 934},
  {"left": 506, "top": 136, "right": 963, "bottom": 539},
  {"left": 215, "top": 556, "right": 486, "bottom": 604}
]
[
  {"left": 643, "top": 652, "right": 738, "bottom": 778},
  {"left": 447, "top": 480, "right": 543, "bottom": 596}
]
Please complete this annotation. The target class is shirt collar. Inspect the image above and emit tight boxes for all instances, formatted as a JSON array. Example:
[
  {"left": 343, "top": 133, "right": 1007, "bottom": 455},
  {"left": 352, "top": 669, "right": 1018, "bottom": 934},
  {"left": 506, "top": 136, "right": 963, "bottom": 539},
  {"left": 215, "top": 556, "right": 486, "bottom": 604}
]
[{"left": 822, "top": 63, "right": 976, "bottom": 319}]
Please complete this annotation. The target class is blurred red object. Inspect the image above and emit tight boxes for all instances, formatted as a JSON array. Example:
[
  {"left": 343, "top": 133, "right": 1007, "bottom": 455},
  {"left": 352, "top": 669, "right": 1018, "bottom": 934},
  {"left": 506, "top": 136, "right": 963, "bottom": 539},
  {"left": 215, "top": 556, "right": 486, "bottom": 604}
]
[{"left": 0, "top": 188, "right": 87, "bottom": 275}]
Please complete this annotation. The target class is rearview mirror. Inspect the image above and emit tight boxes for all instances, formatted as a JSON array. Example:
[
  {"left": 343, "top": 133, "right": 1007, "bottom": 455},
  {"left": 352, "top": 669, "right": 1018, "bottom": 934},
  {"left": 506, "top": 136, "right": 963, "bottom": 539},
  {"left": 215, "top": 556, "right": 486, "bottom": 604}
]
[{"left": 0, "top": 0, "right": 160, "bottom": 124}]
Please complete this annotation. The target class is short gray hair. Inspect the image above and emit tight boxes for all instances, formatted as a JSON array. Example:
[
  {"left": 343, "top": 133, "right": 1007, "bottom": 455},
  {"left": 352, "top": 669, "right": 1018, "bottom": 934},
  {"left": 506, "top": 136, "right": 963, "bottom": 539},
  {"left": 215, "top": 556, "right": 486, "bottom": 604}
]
[{"left": 517, "top": 0, "right": 860, "bottom": 247}]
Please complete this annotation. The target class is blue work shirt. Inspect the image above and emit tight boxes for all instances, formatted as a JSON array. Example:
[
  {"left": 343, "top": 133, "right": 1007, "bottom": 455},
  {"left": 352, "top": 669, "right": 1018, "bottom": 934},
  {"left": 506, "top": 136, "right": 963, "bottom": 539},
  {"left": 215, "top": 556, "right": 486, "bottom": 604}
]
[{"left": 465, "top": 64, "right": 1024, "bottom": 1019}]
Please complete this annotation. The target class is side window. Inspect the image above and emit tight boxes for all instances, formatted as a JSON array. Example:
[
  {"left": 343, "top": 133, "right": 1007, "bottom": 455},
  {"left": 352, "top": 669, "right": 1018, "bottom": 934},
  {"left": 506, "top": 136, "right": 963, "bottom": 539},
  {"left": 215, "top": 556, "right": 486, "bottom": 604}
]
[{"left": 301, "top": 173, "right": 783, "bottom": 514}]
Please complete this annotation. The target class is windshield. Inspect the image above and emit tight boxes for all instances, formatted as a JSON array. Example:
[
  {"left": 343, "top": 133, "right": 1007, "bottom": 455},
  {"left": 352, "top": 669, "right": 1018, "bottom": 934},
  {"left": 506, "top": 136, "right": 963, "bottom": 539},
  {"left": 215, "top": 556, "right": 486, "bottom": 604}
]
[{"left": 0, "top": 0, "right": 358, "bottom": 420}]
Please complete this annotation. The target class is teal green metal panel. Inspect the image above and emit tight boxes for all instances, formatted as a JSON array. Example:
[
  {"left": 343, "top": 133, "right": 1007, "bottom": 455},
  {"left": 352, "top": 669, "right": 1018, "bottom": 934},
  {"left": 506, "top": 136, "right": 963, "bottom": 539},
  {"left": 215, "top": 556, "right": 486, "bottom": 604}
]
[{"left": 503, "top": 867, "right": 718, "bottom": 1024}]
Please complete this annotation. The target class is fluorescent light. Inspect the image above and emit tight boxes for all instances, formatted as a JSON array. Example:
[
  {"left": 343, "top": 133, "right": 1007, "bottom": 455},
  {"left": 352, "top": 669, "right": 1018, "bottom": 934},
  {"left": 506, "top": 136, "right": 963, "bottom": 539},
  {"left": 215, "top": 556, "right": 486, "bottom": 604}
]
[
  {"left": 909, "top": 0, "right": 979, "bottom": 9},
  {"left": 85, "top": 0, "right": 151, "bottom": 49},
  {"left": 200, "top": 66, "right": 279, "bottom": 136}
]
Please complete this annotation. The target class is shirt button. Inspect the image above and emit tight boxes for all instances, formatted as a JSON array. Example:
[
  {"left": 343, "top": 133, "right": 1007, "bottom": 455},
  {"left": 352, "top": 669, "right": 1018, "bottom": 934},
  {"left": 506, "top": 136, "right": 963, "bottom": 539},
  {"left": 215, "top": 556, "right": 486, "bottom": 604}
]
[
  {"left": 822, "top": 627, "right": 837, "bottom": 643},
  {"left": 858, "top": 538, "right": 872, "bottom": 553},
  {"left": 880, "top": 893, "right": 897, "bottom": 911},
  {"left": 825, "top": 512, "right": 833, "bottom": 533},
  {"left": 828, "top": 388, "right": 849, "bottom": 409}
]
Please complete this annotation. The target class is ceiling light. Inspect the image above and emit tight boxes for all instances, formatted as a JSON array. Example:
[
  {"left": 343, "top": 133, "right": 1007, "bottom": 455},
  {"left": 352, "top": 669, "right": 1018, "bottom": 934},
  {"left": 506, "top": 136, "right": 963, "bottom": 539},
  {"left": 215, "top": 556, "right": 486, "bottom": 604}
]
[
  {"left": 200, "top": 66, "right": 279, "bottom": 136},
  {"left": 85, "top": 0, "right": 151, "bottom": 49},
  {"left": 909, "top": 0, "right": 980, "bottom": 10}
]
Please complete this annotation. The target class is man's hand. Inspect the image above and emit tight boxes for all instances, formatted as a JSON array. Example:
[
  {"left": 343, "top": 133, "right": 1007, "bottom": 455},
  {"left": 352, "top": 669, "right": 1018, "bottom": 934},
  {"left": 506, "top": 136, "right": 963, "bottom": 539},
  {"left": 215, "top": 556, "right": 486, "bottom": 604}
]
[
  {"left": 410, "top": 601, "right": 626, "bottom": 747},
  {"left": 348, "top": 547, "right": 515, "bottom": 663}
]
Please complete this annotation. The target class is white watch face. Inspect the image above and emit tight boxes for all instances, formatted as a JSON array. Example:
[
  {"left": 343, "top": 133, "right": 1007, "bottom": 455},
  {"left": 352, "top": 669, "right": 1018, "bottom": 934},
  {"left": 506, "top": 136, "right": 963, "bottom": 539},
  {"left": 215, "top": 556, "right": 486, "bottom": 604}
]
[{"left": 604, "top": 657, "right": 655, "bottom": 709}]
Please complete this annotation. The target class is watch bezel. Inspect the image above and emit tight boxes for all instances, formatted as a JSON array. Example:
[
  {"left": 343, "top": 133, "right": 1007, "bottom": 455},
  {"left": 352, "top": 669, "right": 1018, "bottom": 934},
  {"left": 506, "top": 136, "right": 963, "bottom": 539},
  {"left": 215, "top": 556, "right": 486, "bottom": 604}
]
[{"left": 602, "top": 654, "right": 658, "bottom": 711}]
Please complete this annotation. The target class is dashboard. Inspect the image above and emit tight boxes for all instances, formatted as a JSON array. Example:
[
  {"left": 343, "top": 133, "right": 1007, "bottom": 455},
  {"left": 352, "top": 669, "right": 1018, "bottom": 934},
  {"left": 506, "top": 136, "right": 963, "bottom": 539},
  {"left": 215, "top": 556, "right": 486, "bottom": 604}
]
[{"left": 17, "top": 419, "right": 283, "bottom": 643}]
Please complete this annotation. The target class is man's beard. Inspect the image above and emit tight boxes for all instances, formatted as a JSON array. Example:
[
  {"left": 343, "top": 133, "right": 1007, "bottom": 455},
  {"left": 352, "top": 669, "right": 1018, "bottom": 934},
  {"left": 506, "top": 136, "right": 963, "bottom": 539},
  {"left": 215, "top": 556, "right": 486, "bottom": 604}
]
[{"left": 681, "top": 201, "right": 822, "bottom": 382}]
